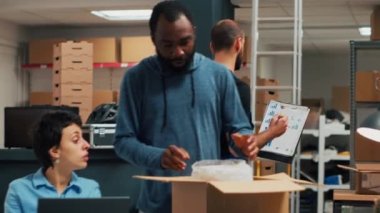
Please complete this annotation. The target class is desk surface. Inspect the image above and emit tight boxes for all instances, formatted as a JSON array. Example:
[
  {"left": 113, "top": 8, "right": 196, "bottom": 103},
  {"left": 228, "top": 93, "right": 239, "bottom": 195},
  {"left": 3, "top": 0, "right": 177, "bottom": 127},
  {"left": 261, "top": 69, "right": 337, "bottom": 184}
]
[{"left": 334, "top": 190, "right": 380, "bottom": 202}]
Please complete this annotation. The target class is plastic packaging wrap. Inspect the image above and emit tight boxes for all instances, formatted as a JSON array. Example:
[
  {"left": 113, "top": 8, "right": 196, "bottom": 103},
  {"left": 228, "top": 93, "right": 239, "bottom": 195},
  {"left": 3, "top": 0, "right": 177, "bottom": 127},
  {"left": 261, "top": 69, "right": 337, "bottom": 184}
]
[{"left": 191, "top": 159, "right": 253, "bottom": 181}]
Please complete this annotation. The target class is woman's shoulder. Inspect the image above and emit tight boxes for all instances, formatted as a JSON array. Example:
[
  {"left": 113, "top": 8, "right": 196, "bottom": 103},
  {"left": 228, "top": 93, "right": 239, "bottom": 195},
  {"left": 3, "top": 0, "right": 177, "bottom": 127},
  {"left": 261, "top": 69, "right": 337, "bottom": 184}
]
[{"left": 7, "top": 173, "right": 34, "bottom": 190}]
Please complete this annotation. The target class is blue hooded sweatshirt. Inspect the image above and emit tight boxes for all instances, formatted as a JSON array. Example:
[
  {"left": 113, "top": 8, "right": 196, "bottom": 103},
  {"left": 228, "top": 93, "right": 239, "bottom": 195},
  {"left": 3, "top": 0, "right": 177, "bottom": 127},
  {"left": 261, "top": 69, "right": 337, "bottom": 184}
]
[{"left": 114, "top": 53, "right": 252, "bottom": 213}]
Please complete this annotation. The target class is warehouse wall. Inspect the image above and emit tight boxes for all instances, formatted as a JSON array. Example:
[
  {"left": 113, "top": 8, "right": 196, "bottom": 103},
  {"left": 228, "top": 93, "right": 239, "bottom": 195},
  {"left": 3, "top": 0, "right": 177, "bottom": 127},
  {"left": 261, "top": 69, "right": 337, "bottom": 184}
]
[
  {"left": 0, "top": 20, "right": 26, "bottom": 148},
  {"left": 27, "top": 25, "right": 150, "bottom": 39},
  {"left": 26, "top": 25, "right": 151, "bottom": 98}
]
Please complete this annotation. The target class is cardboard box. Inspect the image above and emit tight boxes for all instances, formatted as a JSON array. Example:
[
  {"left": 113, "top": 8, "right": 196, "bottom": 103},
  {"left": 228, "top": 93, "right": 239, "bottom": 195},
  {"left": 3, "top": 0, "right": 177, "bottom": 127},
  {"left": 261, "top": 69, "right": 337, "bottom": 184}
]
[
  {"left": 256, "top": 90, "right": 279, "bottom": 104},
  {"left": 257, "top": 77, "right": 279, "bottom": 86},
  {"left": 356, "top": 71, "right": 380, "bottom": 102},
  {"left": 301, "top": 98, "right": 324, "bottom": 129},
  {"left": 356, "top": 164, "right": 380, "bottom": 194},
  {"left": 255, "top": 159, "right": 276, "bottom": 176},
  {"left": 302, "top": 98, "right": 324, "bottom": 110},
  {"left": 53, "top": 41, "right": 93, "bottom": 57},
  {"left": 113, "top": 90, "right": 119, "bottom": 104},
  {"left": 243, "top": 36, "right": 251, "bottom": 63},
  {"left": 52, "top": 84, "right": 93, "bottom": 98},
  {"left": 355, "top": 131, "right": 380, "bottom": 162},
  {"left": 339, "top": 164, "right": 380, "bottom": 195},
  {"left": 80, "top": 108, "right": 92, "bottom": 123},
  {"left": 235, "top": 77, "right": 279, "bottom": 88},
  {"left": 52, "top": 96, "right": 92, "bottom": 122},
  {"left": 53, "top": 55, "right": 93, "bottom": 70},
  {"left": 29, "top": 39, "right": 66, "bottom": 64},
  {"left": 254, "top": 173, "right": 313, "bottom": 185},
  {"left": 53, "top": 69, "right": 93, "bottom": 84},
  {"left": 52, "top": 95, "right": 92, "bottom": 109},
  {"left": 371, "top": 7, "right": 380, "bottom": 41},
  {"left": 29, "top": 92, "right": 52, "bottom": 105},
  {"left": 303, "top": 107, "right": 321, "bottom": 129},
  {"left": 332, "top": 86, "right": 350, "bottom": 112},
  {"left": 93, "top": 90, "right": 114, "bottom": 109},
  {"left": 255, "top": 103, "right": 267, "bottom": 121},
  {"left": 135, "top": 173, "right": 304, "bottom": 213},
  {"left": 255, "top": 78, "right": 279, "bottom": 104},
  {"left": 121, "top": 36, "right": 155, "bottom": 62},
  {"left": 81, "top": 37, "right": 118, "bottom": 63}
]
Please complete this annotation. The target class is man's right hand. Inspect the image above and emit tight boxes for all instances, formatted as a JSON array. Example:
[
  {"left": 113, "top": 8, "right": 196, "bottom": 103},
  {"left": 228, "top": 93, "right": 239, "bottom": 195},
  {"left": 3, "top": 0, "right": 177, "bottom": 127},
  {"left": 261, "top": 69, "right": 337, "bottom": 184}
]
[
  {"left": 231, "top": 133, "right": 259, "bottom": 160},
  {"left": 268, "top": 114, "right": 288, "bottom": 137},
  {"left": 161, "top": 145, "right": 190, "bottom": 171}
]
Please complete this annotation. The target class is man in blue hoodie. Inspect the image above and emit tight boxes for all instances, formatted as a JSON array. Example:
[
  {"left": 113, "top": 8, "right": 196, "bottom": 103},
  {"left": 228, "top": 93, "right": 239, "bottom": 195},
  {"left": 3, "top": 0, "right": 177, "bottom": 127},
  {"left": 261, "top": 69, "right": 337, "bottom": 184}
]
[{"left": 114, "top": 1, "right": 287, "bottom": 213}]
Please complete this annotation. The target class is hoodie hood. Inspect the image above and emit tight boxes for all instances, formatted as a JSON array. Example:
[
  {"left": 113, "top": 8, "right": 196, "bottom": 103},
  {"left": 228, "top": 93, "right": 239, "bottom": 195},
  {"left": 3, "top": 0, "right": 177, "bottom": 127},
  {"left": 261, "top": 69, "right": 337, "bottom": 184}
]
[
  {"left": 141, "top": 53, "right": 203, "bottom": 77},
  {"left": 140, "top": 53, "right": 205, "bottom": 131}
]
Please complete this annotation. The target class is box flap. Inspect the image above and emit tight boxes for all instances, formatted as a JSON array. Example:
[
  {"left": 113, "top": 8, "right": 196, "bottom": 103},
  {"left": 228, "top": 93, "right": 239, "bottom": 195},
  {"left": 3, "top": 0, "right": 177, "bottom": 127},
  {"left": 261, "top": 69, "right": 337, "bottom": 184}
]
[
  {"left": 209, "top": 179, "right": 304, "bottom": 194},
  {"left": 134, "top": 175, "right": 204, "bottom": 183},
  {"left": 337, "top": 164, "right": 358, "bottom": 172},
  {"left": 356, "top": 163, "right": 380, "bottom": 172},
  {"left": 254, "top": 172, "right": 315, "bottom": 185},
  {"left": 135, "top": 174, "right": 305, "bottom": 193},
  {"left": 338, "top": 163, "right": 380, "bottom": 173}
]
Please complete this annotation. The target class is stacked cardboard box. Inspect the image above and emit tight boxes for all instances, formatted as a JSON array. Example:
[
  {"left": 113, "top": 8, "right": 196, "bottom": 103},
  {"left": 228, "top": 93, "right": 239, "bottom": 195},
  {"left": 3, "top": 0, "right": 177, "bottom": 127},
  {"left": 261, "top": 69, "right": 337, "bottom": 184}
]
[
  {"left": 121, "top": 36, "right": 155, "bottom": 62},
  {"left": 52, "top": 41, "right": 93, "bottom": 121},
  {"left": 331, "top": 86, "right": 350, "bottom": 113},
  {"left": 255, "top": 159, "right": 276, "bottom": 176},
  {"left": 371, "top": 6, "right": 380, "bottom": 41},
  {"left": 93, "top": 90, "right": 115, "bottom": 108},
  {"left": 301, "top": 98, "right": 324, "bottom": 129},
  {"left": 29, "top": 39, "right": 66, "bottom": 64},
  {"left": 29, "top": 92, "right": 53, "bottom": 105},
  {"left": 356, "top": 71, "right": 380, "bottom": 102},
  {"left": 243, "top": 36, "right": 252, "bottom": 64},
  {"left": 255, "top": 77, "right": 279, "bottom": 121},
  {"left": 81, "top": 37, "right": 118, "bottom": 63}
]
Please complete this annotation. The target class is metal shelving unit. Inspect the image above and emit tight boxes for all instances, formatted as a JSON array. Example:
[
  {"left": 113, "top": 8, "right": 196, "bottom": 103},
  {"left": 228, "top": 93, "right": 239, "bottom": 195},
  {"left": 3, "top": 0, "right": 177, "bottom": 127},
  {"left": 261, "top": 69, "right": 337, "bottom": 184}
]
[
  {"left": 22, "top": 62, "right": 137, "bottom": 69},
  {"left": 349, "top": 40, "right": 380, "bottom": 167}
]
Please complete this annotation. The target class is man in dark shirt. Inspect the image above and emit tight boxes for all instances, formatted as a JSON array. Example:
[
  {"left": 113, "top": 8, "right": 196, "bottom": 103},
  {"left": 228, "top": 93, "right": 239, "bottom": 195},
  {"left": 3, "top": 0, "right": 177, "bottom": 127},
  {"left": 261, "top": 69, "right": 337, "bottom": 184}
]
[{"left": 210, "top": 19, "right": 286, "bottom": 158}]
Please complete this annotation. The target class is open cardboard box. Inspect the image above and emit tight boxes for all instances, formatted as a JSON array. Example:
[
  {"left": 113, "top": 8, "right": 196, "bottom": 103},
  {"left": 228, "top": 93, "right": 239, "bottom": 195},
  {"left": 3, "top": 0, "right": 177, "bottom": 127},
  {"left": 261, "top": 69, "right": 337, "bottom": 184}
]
[
  {"left": 338, "top": 163, "right": 380, "bottom": 194},
  {"left": 135, "top": 173, "right": 305, "bottom": 213}
]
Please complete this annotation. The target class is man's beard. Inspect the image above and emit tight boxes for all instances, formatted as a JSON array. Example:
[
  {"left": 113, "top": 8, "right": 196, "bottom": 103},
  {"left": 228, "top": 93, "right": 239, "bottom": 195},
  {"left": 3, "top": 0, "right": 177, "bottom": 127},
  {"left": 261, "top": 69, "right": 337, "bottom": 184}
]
[
  {"left": 234, "top": 51, "right": 243, "bottom": 71},
  {"left": 157, "top": 49, "right": 195, "bottom": 72}
]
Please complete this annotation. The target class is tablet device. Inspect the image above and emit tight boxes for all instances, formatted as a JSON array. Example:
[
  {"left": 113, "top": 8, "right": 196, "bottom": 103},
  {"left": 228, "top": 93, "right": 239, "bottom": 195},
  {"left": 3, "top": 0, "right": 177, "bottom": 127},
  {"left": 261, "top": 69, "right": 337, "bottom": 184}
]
[{"left": 258, "top": 100, "right": 310, "bottom": 163}]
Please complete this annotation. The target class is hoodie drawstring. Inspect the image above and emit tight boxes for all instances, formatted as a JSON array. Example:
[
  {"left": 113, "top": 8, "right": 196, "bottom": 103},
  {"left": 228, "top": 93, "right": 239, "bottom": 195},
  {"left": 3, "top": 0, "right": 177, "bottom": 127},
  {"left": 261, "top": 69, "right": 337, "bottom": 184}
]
[
  {"left": 161, "top": 76, "right": 167, "bottom": 132},
  {"left": 191, "top": 72, "right": 195, "bottom": 108}
]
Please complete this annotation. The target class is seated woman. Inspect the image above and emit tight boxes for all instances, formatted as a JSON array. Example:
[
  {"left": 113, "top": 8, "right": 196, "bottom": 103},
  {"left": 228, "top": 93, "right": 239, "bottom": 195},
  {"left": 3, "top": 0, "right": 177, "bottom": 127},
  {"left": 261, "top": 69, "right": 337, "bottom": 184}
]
[{"left": 4, "top": 110, "right": 101, "bottom": 213}]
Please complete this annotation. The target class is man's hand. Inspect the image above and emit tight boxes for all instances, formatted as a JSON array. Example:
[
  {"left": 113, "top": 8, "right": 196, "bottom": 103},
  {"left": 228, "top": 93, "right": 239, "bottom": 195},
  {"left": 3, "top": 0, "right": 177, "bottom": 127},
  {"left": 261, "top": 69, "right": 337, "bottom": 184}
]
[
  {"left": 268, "top": 114, "right": 288, "bottom": 137},
  {"left": 231, "top": 133, "right": 259, "bottom": 160},
  {"left": 161, "top": 145, "right": 190, "bottom": 171}
]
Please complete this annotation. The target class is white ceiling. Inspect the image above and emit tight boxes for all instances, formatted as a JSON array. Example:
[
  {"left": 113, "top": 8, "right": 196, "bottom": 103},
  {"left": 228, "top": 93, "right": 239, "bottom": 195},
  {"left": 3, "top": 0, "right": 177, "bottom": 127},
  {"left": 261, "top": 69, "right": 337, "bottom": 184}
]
[
  {"left": 0, "top": 0, "right": 379, "bottom": 54},
  {"left": 233, "top": 0, "right": 380, "bottom": 54},
  {"left": 0, "top": 0, "right": 161, "bottom": 26}
]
